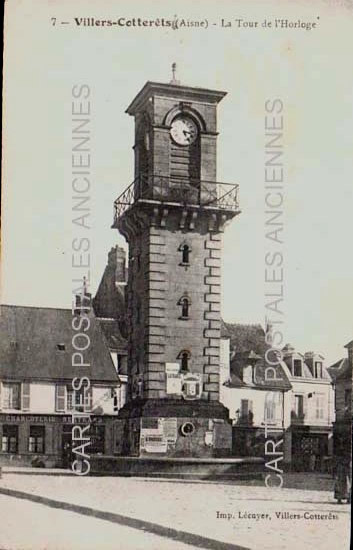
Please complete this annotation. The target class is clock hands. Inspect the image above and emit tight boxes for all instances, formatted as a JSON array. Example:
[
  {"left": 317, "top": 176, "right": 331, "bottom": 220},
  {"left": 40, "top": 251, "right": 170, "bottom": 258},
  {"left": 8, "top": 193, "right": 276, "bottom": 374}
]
[
  {"left": 182, "top": 129, "right": 194, "bottom": 142},
  {"left": 170, "top": 119, "right": 197, "bottom": 144}
]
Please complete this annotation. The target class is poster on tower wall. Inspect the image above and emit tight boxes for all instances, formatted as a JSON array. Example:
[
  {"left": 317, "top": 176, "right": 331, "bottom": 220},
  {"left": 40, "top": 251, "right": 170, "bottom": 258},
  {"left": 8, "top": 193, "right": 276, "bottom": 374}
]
[
  {"left": 1, "top": 1, "right": 352, "bottom": 550},
  {"left": 165, "top": 362, "right": 182, "bottom": 394}
]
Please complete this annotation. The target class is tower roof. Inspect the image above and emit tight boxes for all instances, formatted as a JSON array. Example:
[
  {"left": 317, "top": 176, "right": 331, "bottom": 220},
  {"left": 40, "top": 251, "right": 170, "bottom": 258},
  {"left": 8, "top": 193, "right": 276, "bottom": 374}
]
[{"left": 126, "top": 81, "right": 227, "bottom": 116}]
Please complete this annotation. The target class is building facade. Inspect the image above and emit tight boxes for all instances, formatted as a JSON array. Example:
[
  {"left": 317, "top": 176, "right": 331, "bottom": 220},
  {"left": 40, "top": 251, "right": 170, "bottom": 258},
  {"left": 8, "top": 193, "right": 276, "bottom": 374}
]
[
  {"left": 281, "top": 345, "right": 335, "bottom": 471},
  {"left": 93, "top": 245, "right": 129, "bottom": 413},
  {"left": 220, "top": 324, "right": 291, "bottom": 460},
  {"left": 329, "top": 340, "right": 353, "bottom": 463},
  {"left": 218, "top": 325, "right": 335, "bottom": 470},
  {"left": 0, "top": 305, "right": 120, "bottom": 467}
]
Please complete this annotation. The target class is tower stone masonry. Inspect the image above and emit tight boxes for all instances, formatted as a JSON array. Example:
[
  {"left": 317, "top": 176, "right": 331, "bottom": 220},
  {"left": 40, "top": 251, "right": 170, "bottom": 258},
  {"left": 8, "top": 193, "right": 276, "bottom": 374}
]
[{"left": 112, "top": 76, "right": 240, "bottom": 457}]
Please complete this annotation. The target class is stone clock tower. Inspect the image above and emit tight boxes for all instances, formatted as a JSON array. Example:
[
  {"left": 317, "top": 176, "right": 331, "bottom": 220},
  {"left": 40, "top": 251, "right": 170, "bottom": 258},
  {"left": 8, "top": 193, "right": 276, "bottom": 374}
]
[{"left": 113, "top": 69, "right": 240, "bottom": 457}]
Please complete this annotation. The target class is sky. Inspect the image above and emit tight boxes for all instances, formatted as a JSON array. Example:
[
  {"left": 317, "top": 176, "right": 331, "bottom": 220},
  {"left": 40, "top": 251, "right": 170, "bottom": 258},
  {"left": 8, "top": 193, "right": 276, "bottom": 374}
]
[{"left": 1, "top": 0, "right": 353, "bottom": 364}]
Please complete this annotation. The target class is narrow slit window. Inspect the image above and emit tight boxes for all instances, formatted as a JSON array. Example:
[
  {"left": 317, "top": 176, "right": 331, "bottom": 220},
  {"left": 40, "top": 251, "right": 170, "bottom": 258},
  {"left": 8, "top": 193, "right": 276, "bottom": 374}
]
[
  {"left": 178, "top": 350, "right": 191, "bottom": 371},
  {"left": 182, "top": 244, "right": 190, "bottom": 264},
  {"left": 181, "top": 298, "right": 189, "bottom": 318},
  {"left": 181, "top": 352, "right": 189, "bottom": 371}
]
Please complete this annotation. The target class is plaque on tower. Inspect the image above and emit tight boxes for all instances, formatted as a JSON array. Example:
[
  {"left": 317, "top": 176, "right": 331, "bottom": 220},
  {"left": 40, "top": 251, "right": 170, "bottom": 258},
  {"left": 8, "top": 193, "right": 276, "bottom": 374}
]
[
  {"left": 165, "top": 363, "right": 182, "bottom": 395},
  {"left": 181, "top": 373, "right": 203, "bottom": 400}
]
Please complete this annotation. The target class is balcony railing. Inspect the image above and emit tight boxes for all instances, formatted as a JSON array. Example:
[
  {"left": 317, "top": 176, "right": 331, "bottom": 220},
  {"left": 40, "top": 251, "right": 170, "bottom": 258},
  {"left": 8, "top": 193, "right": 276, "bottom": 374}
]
[{"left": 113, "top": 174, "right": 239, "bottom": 222}]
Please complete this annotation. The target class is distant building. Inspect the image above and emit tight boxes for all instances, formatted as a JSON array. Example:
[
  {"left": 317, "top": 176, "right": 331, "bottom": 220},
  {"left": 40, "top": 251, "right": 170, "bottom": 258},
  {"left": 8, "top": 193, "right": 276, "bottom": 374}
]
[
  {"left": 281, "top": 345, "right": 335, "bottom": 471},
  {"left": 328, "top": 340, "right": 353, "bottom": 462},
  {"left": 219, "top": 325, "right": 335, "bottom": 471},
  {"left": 93, "top": 245, "right": 129, "bottom": 411},
  {"left": 0, "top": 305, "right": 120, "bottom": 467},
  {"left": 220, "top": 323, "right": 291, "bottom": 460}
]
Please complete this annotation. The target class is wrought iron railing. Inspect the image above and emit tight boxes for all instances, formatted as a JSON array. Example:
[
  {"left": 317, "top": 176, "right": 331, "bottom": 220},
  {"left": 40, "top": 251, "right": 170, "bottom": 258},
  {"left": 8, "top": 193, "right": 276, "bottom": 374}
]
[{"left": 113, "top": 174, "right": 239, "bottom": 221}]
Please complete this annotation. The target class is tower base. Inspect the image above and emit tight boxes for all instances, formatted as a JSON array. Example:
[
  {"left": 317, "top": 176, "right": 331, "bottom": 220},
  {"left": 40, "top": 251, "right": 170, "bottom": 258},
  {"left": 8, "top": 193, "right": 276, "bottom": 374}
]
[
  {"left": 89, "top": 455, "right": 265, "bottom": 480},
  {"left": 114, "top": 399, "right": 232, "bottom": 458}
]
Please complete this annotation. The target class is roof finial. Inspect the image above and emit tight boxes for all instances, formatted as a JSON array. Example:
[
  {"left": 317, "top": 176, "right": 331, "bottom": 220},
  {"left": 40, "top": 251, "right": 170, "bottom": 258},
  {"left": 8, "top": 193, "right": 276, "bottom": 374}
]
[{"left": 170, "top": 62, "right": 180, "bottom": 85}]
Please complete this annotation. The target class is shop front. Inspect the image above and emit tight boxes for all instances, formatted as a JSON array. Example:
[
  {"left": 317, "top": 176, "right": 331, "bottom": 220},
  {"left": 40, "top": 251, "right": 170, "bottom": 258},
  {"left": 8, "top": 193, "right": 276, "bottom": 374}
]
[
  {"left": 232, "top": 426, "right": 284, "bottom": 458},
  {"left": 290, "top": 426, "right": 332, "bottom": 472},
  {"left": 0, "top": 413, "right": 115, "bottom": 468}
]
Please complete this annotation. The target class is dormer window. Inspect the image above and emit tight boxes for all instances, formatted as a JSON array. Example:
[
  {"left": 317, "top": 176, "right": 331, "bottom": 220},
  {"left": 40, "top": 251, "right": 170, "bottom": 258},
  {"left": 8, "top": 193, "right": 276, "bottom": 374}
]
[
  {"left": 314, "top": 361, "right": 322, "bottom": 378},
  {"left": 293, "top": 359, "right": 302, "bottom": 377}
]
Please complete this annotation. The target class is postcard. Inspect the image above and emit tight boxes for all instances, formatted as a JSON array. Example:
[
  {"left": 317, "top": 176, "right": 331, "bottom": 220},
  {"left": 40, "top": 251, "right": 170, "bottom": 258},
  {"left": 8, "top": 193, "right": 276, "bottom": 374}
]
[{"left": 1, "top": 1, "right": 352, "bottom": 549}]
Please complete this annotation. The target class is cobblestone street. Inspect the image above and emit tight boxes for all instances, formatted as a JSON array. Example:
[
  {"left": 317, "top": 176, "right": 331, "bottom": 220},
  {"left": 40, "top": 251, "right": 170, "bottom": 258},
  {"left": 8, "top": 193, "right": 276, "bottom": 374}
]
[{"left": 0, "top": 470, "right": 350, "bottom": 550}]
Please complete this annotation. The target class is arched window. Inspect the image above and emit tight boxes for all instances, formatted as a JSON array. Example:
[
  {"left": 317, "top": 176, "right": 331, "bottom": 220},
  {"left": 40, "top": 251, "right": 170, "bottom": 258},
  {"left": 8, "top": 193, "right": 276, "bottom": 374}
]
[
  {"left": 178, "top": 293, "right": 191, "bottom": 319},
  {"left": 181, "top": 298, "right": 189, "bottom": 318},
  {"left": 181, "top": 352, "right": 189, "bottom": 371},
  {"left": 182, "top": 244, "right": 190, "bottom": 264},
  {"left": 178, "top": 350, "right": 191, "bottom": 371},
  {"left": 179, "top": 242, "right": 192, "bottom": 265}
]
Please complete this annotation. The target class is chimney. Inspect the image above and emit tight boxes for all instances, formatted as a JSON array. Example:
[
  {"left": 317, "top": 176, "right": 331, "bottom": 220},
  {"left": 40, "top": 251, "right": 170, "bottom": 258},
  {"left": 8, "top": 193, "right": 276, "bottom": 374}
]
[
  {"left": 115, "top": 246, "right": 127, "bottom": 285},
  {"left": 265, "top": 320, "right": 273, "bottom": 346},
  {"left": 282, "top": 343, "right": 295, "bottom": 356},
  {"left": 345, "top": 340, "right": 353, "bottom": 368},
  {"left": 304, "top": 351, "right": 314, "bottom": 375},
  {"left": 74, "top": 276, "right": 92, "bottom": 316}
]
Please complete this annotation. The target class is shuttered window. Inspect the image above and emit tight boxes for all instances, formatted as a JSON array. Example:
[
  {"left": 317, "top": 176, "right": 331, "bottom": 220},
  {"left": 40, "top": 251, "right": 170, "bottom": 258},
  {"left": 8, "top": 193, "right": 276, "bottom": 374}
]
[
  {"left": 22, "top": 382, "right": 30, "bottom": 411},
  {"left": 170, "top": 141, "right": 200, "bottom": 183},
  {"left": 294, "top": 395, "right": 304, "bottom": 417},
  {"left": 2, "top": 383, "right": 21, "bottom": 410},
  {"left": 265, "top": 399, "right": 276, "bottom": 421},
  {"left": 55, "top": 384, "right": 66, "bottom": 412},
  {"left": 315, "top": 394, "right": 324, "bottom": 419}
]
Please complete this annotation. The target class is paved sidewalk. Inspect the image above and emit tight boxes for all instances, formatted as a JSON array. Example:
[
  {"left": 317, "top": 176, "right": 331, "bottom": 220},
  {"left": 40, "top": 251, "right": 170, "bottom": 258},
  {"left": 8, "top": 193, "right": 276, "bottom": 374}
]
[
  {"left": 0, "top": 493, "right": 198, "bottom": 550},
  {"left": 0, "top": 471, "right": 350, "bottom": 550}
]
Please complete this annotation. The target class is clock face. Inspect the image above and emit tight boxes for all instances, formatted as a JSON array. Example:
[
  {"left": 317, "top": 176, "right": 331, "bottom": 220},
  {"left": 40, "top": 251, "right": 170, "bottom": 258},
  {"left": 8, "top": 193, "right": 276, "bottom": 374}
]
[{"left": 170, "top": 117, "right": 198, "bottom": 146}]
